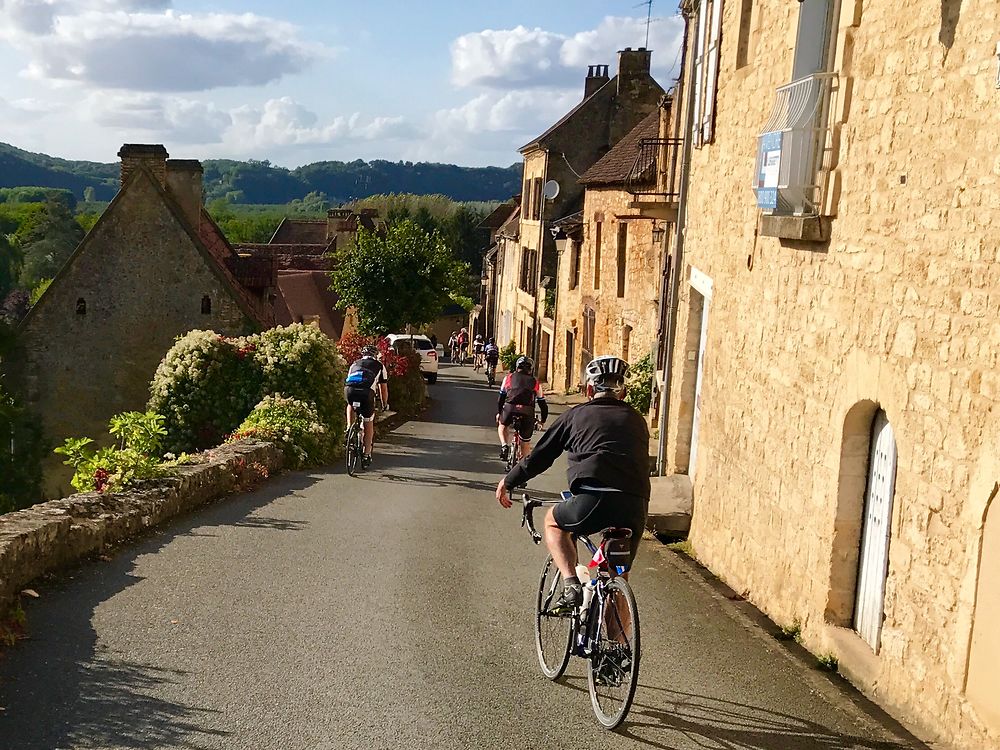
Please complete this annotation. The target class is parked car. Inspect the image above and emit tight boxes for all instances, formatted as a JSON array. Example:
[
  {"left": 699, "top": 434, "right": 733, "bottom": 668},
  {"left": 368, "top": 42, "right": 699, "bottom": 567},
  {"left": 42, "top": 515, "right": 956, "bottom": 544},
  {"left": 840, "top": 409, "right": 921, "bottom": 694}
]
[{"left": 385, "top": 334, "right": 438, "bottom": 383}]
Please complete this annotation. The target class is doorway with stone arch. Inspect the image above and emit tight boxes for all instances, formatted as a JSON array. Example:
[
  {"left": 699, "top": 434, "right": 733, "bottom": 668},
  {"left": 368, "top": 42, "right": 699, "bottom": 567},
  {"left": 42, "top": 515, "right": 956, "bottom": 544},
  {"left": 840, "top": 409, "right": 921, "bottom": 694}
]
[{"left": 827, "top": 401, "right": 899, "bottom": 653}]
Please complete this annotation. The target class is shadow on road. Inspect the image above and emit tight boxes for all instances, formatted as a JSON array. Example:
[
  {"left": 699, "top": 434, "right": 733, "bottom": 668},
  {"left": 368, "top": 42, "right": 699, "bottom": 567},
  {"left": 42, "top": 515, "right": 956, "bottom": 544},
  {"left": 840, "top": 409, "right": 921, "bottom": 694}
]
[
  {"left": 0, "top": 472, "right": 320, "bottom": 750},
  {"left": 556, "top": 677, "right": 921, "bottom": 750}
]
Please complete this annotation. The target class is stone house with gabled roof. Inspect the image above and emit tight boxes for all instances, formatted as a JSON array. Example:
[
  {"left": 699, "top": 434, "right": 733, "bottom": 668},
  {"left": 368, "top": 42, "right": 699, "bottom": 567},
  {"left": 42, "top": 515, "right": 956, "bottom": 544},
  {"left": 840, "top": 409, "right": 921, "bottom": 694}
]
[
  {"left": 494, "top": 47, "right": 665, "bottom": 380},
  {"left": 7, "top": 144, "right": 275, "bottom": 496},
  {"left": 550, "top": 104, "right": 671, "bottom": 392}
]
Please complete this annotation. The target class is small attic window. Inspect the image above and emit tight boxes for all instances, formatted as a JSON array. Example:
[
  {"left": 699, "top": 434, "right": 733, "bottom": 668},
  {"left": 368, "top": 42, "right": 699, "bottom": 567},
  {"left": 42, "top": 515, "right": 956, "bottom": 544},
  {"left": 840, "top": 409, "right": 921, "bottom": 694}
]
[
  {"left": 201, "top": 295, "right": 212, "bottom": 314},
  {"left": 76, "top": 298, "right": 86, "bottom": 315}
]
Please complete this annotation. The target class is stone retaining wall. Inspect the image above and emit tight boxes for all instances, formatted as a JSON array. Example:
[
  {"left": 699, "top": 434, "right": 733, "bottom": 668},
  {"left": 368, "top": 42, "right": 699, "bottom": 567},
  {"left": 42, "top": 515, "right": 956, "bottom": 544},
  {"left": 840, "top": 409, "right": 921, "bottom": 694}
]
[{"left": 0, "top": 439, "right": 284, "bottom": 611}]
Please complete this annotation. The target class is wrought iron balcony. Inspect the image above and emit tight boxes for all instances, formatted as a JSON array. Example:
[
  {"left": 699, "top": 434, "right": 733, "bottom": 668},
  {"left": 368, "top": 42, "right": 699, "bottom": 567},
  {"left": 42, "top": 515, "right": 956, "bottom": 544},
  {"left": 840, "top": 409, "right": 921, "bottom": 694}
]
[
  {"left": 625, "top": 137, "right": 683, "bottom": 201},
  {"left": 753, "top": 72, "right": 837, "bottom": 216}
]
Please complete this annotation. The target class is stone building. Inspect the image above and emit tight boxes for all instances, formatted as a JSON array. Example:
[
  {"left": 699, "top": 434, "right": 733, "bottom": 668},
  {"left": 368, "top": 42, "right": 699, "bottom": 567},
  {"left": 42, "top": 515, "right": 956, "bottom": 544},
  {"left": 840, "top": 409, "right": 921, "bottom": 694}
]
[
  {"left": 549, "top": 105, "right": 674, "bottom": 392},
  {"left": 640, "top": 0, "right": 1000, "bottom": 745},
  {"left": 493, "top": 48, "right": 665, "bottom": 379},
  {"left": 233, "top": 208, "right": 384, "bottom": 339},
  {"left": 478, "top": 199, "right": 521, "bottom": 342},
  {"left": 9, "top": 145, "right": 274, "bottom": 496}
]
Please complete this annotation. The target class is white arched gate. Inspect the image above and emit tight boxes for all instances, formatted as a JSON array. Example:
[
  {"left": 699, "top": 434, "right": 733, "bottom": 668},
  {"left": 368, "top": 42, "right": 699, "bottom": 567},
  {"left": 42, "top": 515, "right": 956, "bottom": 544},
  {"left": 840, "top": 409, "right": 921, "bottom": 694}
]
[{"left": 854, "top": 410, "right": 897, "bottom": 652}]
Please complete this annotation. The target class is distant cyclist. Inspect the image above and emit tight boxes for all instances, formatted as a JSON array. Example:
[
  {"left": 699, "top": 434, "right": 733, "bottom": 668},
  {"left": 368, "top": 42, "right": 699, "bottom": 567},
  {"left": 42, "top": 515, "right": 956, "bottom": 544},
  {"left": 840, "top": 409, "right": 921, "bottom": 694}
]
[
  {"left": 344, "top": 345, "right": 389, "bottom": 467},
  {"left": 472, "top": 334, "right": 485, "bottom": 370},
  {"left": 497, "top": 356, "right": 547, "bottom": 462},
  {"left": 484, "top": 338, "right": 500, "bottom": 384}
]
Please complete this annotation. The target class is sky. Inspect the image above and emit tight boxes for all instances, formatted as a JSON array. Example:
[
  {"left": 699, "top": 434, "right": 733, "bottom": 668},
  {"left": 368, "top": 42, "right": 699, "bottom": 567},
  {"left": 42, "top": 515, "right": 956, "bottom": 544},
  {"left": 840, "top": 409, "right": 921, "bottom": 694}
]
[{"left": 0, "top": 0, "right": 683, "bottom": 168}]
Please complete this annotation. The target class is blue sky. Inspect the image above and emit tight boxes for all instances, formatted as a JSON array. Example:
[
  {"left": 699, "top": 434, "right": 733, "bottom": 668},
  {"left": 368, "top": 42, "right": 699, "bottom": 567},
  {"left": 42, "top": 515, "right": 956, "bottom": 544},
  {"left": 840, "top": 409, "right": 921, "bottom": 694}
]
[{"left": 0, "top": 0, "right": 682, "bottom": 167}]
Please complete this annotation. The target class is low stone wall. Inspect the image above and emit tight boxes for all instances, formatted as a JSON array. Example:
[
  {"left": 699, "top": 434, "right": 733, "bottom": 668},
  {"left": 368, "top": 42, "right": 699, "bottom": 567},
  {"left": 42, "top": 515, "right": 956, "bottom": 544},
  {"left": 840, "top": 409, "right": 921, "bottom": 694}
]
[{"left": 0, "top": 439, "right": 284, "bottom": 610}]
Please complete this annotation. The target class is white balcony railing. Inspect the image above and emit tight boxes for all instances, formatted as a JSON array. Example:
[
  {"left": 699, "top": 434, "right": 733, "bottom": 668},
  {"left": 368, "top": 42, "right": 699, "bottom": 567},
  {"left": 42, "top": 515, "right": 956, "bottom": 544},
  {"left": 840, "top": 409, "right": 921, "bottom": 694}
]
[{"left": 753, "top": 72, "right": 837, "bottom": 216}]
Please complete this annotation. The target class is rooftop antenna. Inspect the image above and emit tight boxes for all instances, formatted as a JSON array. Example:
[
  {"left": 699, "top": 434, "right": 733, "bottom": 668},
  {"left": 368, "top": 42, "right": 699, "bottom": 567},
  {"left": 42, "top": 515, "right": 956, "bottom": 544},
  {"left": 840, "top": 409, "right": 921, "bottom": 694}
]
[{"left": 643, "top": 0, "right": 654, "bottom": 47}]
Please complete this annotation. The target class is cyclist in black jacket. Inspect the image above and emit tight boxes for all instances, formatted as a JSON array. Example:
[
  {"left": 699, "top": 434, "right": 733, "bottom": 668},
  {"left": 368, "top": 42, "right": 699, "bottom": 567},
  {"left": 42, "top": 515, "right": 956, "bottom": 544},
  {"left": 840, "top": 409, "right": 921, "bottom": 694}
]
[{"left": 496, "top": 355, "right": 649, "bottom": 612}]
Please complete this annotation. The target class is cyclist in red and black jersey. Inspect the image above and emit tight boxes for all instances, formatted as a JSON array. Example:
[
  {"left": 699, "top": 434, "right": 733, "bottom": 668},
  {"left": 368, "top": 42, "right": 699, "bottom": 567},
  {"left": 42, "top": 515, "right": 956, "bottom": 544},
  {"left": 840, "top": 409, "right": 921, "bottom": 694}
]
[{"left": 497, "top": 356, "right": 548, "bottom": 462}]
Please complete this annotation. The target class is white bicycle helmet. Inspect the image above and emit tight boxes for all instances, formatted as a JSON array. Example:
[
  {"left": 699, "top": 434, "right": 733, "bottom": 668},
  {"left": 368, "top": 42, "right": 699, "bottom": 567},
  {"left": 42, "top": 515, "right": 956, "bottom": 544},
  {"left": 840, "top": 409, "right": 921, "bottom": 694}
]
[{"left": 585, "top": 355, "right": 629, "bottom": 390}]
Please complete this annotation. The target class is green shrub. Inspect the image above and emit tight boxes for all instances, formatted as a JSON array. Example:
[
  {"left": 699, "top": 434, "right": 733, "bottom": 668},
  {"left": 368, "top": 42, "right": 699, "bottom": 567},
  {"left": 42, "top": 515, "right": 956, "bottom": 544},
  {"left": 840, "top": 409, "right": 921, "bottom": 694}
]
[
  {"left": 625, "top": 352, "right": 654, "bottom": 415},
  {"left": 0, "top": 379, "right": 45, "bottom": 513},
  {"left": 499, "top": 340, "right": 522, "bottom": 372},
  {"left": 229, "top": 395, "right": 326, "bottom": 468},
  {"left": 54, "top": 412, "right": 166, "bottom": 493},
  {"left": 149, "top": 324, "right": 346, "bottom": 461},
  {"left": 387, "top": 351, "right": 427, "bottom": 417},
  {"left": 148, "top": 330, "right": 260, "bottom": 453},
  {"left": 252, "top": 324, "right": 346, "bottom": 461}
]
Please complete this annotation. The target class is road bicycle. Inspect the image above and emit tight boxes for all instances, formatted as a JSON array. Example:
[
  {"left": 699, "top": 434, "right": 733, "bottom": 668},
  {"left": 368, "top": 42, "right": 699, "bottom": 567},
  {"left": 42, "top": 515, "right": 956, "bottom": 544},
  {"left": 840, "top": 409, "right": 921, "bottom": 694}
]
[
  {"left": 451, "top": 344, "right": 465, "bottom": 366},
  {"left": 473, "top": 348, "right": 485, "bottom": 371},
  {"left": 502, "top": 418, "right": 542, "bottom": 471},
  {"left": 345, "top": 401, "right": 370, "bottom": 477},
  {"left": 520, "top": 494, "right": 641, "bottom": 730},
  {"left": 485, "top": 360, "right": 498, "bottom": 387}
]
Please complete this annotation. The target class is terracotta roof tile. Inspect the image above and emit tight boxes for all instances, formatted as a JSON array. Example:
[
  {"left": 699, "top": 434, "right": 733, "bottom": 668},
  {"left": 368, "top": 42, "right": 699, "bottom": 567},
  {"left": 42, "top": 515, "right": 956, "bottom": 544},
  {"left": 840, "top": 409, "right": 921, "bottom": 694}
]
[{"left": 270, "top": 219, "right": 328, "bottom": 244}]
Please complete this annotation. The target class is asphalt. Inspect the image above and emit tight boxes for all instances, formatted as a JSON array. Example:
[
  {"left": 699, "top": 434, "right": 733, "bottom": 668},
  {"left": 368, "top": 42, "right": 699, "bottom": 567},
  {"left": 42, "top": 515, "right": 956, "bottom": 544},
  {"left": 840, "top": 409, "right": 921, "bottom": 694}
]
[{"left": 0, "top": 364, "right": 926, "bottom": 750}]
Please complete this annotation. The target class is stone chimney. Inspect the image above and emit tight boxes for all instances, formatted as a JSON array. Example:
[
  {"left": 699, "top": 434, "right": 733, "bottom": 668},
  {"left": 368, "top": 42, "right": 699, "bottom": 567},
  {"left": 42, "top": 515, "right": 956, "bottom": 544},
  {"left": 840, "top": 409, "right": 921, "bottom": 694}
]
[
  {"left": 165, "top": 159, "right": 204, "bottom": 230},
  {"left": 118, "top": 144, "right": 168, "bottom": 188},
  {"left": 617, "top": 48, "right": 653, "bottom": 94},
  {"left": 584, "top": 64, "right": 610, "bottom": 99},
  {"left": 326, "top": 208, "right": 355, "bottom": 242}
]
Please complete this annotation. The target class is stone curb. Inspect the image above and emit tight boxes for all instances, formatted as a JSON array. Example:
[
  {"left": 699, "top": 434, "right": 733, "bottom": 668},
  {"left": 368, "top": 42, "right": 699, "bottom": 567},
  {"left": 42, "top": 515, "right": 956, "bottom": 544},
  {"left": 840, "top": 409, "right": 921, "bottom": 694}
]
[{"left": 0, "top": 439, "right": 285, "bottom": 613}]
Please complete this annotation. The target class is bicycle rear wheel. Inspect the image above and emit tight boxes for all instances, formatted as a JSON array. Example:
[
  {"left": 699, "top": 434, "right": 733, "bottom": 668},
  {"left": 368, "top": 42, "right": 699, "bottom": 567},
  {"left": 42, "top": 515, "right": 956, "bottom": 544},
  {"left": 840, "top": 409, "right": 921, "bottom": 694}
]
[
  {"left": 346, "top": 423, "right": 360, "bottom": 476},
  {"left": 535, "top": 555, "right": 573, "bottom": 680},
  {"left": 587, "top": 577, "right": 640, "bottom": 729}
]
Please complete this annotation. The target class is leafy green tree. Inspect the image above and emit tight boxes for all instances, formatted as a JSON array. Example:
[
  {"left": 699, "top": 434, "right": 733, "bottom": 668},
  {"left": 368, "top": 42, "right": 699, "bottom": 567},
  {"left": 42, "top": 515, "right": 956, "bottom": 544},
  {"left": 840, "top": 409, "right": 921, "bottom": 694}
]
[
  {"left": 329, "top": 219, "right": 470, "bottom": 334},
  {"left": 0, "top": 233, "right": 21, "bottom": 299},
  {"left": 0, "top": 378, "right": 45, "bottom": 512},
  {"left": 29, "top": 278, "right": 51, "bottom": 306},
  {"left": 18, "top": 198, "right": 84, "bottom": 288}
]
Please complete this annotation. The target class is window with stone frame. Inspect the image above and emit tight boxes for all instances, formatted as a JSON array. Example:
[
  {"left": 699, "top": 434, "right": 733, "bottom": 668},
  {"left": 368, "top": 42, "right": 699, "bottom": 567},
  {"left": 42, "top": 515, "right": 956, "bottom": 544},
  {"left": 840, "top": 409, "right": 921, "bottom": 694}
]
[
  {"left": 582, "top": 307, "right": 596, "bottom": 354},
  {"left": 519, "top": 247, "right": 538, "bottom": 293},
  {"left": 691, "top": 0, "right": 724, "bottom": 147},
  {"left": 570, "top": 239, "right": 582, "bottom": 290},
  {"left": 201, "top": 295, "right": 212, "bottom": 314},
  {"left": 76, "top": 298, "right": 86, "bottom": 315},
  {"left": 616, "top": 223, "right": 628, "bottom": 298},
  {"left": 593, "top": 220, "right": 603, "bottom": 290}
]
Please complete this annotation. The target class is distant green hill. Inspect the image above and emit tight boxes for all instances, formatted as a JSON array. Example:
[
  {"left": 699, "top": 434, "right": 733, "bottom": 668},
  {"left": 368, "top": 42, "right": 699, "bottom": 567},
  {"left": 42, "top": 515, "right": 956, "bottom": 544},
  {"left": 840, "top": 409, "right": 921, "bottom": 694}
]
[{"left": 0, "top": 142, "right": 522, "bottom": 203}]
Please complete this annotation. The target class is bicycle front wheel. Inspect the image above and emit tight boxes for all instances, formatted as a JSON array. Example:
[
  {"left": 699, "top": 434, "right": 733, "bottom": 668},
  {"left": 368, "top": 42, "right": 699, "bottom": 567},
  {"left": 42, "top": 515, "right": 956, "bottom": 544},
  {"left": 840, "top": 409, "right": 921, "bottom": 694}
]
[
  {"left": 346, "top": 424, "right": 360, "bottom": 477},
  {"left": 535, "top": 555, "right": 573, "bottom": 680},
  {"left": 587, "top": 577, "right": 640, "bottom": 730}
]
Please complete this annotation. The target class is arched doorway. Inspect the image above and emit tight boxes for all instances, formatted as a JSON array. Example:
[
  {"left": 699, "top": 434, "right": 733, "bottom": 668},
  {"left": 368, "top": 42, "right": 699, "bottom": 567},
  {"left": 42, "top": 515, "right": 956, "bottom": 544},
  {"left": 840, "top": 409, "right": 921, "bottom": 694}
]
[{"left": 854, "top": 409, "right": 898, "bottom": 652}]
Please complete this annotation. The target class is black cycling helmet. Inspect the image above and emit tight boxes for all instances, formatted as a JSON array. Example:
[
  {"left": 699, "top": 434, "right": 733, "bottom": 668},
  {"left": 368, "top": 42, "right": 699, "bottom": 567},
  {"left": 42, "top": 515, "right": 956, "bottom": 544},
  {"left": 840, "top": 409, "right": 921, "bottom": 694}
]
[
  {"left": 514, "top": 356, "right": 533, "bottom": 373},
  {"left": 585, "top": 355, "right": 629, "bottom": 391},
  {"left": 360, "top": 345, "right": 379, "bottom": 358}
]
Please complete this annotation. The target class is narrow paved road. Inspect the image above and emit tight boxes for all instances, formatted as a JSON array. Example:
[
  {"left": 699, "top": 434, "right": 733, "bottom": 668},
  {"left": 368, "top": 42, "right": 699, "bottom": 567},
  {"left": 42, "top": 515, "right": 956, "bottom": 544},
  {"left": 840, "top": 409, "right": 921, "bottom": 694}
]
[{"left": 2, "top": 365, "right": 923, "bottom": 750}]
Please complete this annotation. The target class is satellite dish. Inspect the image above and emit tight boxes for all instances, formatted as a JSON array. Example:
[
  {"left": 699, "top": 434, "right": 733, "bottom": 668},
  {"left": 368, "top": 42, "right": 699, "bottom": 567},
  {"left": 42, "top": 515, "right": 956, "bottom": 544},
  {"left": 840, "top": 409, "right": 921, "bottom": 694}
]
[{"left": 543, "top": 180, "right": 560, "bottom": 200}]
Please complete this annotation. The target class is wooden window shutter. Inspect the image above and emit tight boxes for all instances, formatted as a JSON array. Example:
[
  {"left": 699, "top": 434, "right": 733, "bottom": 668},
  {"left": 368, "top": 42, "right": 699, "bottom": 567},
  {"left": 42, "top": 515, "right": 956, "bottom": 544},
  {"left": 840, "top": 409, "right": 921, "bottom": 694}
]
[
  {"left": 691, "top": 0, "right": 709, "bottom": 147},
  {"left": 702, "top": 0, "right": 724, "bottom": 143}
]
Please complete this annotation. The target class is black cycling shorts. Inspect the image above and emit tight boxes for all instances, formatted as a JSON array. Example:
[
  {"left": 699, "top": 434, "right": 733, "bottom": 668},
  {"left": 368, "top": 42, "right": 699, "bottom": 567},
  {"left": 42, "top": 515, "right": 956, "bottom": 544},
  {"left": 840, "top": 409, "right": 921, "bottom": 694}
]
[
  {"left": 344, "top": 386, "right": 376, "bottom": 420},
  {"left": 553, "top": 491, "right": 648, "bottom": 564},
  {"left": 500, "top": 403, "right": 535, "bottom": 440}
]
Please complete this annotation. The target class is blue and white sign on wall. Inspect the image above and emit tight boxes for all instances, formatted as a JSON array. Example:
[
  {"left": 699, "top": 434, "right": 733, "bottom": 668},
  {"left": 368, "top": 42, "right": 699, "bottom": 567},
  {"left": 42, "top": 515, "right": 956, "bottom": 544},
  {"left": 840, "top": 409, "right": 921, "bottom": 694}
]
[{"left": 755, "top": 131, "right": 782, "bottom": 211}]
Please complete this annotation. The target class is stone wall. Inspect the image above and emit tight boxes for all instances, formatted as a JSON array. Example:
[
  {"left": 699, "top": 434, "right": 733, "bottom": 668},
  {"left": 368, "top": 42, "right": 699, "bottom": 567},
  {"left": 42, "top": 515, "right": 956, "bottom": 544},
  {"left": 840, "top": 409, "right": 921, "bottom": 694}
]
[
  {"left": 551, "top": 188, "right": 663, "bottom": 393},
  {"left": 0, "top": 440, "right": 284, "bottom": 612},
  {"left": 665, "top": 0, "right": 1000, "bottom": 746},
  {"left": 8, "top": 169, "right": 257, "bottom": 496}
]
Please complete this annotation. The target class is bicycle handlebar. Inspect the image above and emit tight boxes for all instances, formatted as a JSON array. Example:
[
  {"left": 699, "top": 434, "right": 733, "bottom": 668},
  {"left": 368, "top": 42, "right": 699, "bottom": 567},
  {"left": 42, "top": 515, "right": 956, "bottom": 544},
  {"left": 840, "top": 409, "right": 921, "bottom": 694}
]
[{"left": 520, "top": 494, "right": 543, "bottom": 544}]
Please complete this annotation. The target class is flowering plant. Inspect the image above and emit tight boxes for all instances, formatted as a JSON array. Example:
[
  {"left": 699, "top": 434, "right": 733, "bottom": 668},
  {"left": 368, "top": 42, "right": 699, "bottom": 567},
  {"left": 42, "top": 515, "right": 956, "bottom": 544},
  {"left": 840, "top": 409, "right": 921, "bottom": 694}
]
[
  {"left": 54, "top": 412, "right": 167, "bottom": 493},
  {"left": 149, "top": 324, "right": 346, "bottom": 461},
  {"left": 229, "top": 395, "right": 326, "bottom": 468},
  {"left": 336, "top": 333, "right": 409, "bottom": 378}
]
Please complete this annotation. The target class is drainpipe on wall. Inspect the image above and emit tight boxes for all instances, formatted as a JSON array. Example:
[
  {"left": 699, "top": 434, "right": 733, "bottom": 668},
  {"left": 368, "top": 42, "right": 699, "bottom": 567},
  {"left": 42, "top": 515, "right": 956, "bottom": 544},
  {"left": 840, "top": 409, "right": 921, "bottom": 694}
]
[
  {"left": 656, "top": 3, "right": 696, "bottom": 477},
  {"left": 531, "top": 150, "right": 549, "bottom": 367}
]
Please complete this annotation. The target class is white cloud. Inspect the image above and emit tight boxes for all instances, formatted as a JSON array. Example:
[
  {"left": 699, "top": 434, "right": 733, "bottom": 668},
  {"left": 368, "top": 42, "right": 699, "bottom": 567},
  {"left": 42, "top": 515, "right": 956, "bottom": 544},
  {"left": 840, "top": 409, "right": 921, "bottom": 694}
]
[
  {"left": 86, "top": 92, "right": 232, "bottom": 143},
  {"left": 434, "top": 89, "right": 577, "bottom": 135},
  {"left": 227, "top": 97, "right": 416, "bottom": 150},
  {"left": 0, "top": 1, "right": 325, "bottom": 91},
  {"left": 80, "top": 92, "right": 415, "bottom": 152},
  {"left": 451, "top": 15, "right": 684, "bottom": 90}
]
